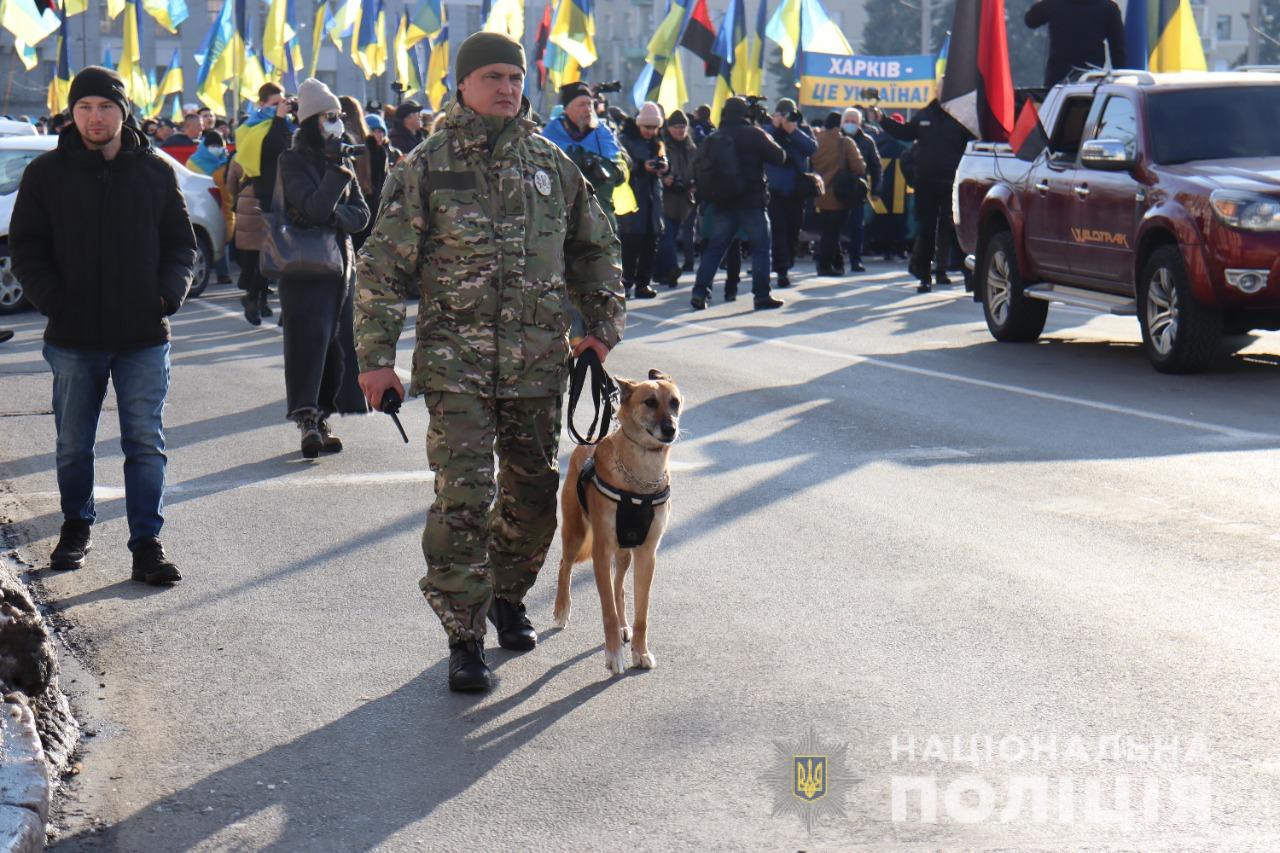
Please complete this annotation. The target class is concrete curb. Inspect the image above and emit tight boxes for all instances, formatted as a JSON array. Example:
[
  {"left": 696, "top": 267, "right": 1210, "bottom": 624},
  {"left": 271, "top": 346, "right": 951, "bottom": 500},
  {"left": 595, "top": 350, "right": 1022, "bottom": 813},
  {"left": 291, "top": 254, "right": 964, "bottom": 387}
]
[{"left": 0, "top": 701, "right": 49, "bottom": 853}]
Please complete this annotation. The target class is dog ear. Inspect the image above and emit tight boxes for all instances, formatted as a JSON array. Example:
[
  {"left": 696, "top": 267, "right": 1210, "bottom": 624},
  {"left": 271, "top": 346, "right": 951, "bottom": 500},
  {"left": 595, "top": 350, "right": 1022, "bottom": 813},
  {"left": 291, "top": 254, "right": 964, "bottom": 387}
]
[
  {"left": 647, "top": 369, "right": 671, "bottom": 382},
  {"left": 615, "top": 376, "right": 638, "bottom": 403}
]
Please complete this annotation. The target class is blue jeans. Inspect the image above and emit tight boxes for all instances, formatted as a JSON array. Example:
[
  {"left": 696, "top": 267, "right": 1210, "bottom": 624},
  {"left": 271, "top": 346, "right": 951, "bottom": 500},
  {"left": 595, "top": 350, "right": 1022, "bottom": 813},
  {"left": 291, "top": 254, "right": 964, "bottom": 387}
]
[
  {"left": 43, "top": 343, "right": 171, "bottom": 550},
  {"left": 655, "top": 215, "right": 684, "bottom": 280},
  {"left": 693, "top": 206, "right": 772, "bottom": 301}
]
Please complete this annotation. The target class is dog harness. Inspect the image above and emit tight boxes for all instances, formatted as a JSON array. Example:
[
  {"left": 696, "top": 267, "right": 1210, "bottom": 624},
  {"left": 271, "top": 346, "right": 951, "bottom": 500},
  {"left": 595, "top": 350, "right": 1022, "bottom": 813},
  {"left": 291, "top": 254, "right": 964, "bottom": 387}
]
[{"left": 577, "top": 456, "right": 671, "bottom": 549}]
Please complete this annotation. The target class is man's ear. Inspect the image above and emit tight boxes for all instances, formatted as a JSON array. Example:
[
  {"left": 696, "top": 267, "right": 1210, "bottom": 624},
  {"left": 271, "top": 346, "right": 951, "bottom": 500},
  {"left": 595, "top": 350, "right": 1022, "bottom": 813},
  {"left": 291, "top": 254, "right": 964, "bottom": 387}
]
[
  {"left": 647, "top": 369, "right": 671, "bottom": 382},
  {"left": 615, "top": 376, "right": 638, "bottom": 403}
]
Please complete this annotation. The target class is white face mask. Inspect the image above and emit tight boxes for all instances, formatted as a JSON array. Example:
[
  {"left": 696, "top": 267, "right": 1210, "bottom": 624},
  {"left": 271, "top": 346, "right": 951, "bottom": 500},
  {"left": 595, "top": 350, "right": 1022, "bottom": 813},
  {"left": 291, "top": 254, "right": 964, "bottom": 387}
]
[
  {"left": 208, "top": 146, "right": 224, "bottom": 157},
  {"left": 842, "top": 123, "right": 859, "bottom": 135},
  {"left": 322, "top": 119, "right": 345, "bottom": 139}
]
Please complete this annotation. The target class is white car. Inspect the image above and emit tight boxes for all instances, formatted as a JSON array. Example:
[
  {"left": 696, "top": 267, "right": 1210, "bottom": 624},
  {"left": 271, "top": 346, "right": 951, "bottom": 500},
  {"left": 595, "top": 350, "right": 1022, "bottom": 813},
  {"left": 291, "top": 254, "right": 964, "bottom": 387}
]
[
  {"left": 0, "top": 134, "right": 227, "bottom": 315},
  {"left": 0, "top": 119, "right": 38, "bottom": 137}
]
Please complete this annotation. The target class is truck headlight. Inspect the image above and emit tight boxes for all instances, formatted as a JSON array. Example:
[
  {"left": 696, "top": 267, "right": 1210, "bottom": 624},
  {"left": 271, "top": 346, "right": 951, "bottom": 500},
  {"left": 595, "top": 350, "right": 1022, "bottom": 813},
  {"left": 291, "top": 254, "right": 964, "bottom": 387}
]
[{"left": 1210, "top": 190, "right": 1280, "bottom": 232}]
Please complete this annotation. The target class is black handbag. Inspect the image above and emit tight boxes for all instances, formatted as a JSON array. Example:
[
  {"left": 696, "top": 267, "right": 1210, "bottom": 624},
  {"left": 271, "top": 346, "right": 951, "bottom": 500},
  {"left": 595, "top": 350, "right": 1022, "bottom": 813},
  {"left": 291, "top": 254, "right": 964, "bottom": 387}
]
[{"left": 260, "top": 170, "right": 344, "bottom": 279}]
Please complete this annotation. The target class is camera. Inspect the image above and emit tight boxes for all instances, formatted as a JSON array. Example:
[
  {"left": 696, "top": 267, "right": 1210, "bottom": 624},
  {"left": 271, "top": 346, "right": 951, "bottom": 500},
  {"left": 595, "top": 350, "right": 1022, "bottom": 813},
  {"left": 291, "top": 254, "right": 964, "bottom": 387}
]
[
  {"left": 859, "top": 86, "right": 882, "bottom": 104},
  {"left": 591, "top": 80, "right": 622, "bottom": 95},
  {"left": 651, "top": 155, "right": 668, "bottom": 172},
  {"left": 743, "top": 94, "right": 770, "bottom": 125},
  {"left": 571, "top": 147, "right": 614, "bottom": 186},
  {"left": 338, "top": 141, "right": 367, "bottom": 157},
  {"left": 787, "top": 109, "right": 804, "bottom": 124}
]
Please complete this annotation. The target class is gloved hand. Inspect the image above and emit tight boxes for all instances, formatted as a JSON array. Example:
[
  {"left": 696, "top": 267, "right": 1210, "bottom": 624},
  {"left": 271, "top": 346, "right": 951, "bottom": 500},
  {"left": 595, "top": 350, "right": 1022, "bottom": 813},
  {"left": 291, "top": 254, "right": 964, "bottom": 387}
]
[{"left": 323, "top": 136, "right": 346, "bottom": 163}]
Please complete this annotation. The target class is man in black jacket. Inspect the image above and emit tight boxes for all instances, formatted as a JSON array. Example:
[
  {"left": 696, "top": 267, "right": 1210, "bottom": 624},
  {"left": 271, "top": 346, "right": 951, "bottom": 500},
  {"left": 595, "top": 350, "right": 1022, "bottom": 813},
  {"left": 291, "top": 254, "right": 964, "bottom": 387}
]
[
  {"left": 1025, "top": 0, "right": 1126, "bottom": 86},
  {"left": 841, "top": 107, "right": 883, "bottom": 272},
  {"left": 10, "top": 67, "right": 197, "bottom": 585},
  {"left": 882, "top": 100, "right": 973, "bottom": 292},
  {"left": 690, "top": 97, "right": 787, "bottom": 311}
]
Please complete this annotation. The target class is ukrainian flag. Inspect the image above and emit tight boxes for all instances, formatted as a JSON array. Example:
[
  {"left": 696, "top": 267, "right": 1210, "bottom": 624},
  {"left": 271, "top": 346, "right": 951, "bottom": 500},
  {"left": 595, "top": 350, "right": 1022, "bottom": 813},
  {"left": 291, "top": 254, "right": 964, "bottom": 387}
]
[
  {"left": 195, "top": 0, "right": 238, "bottom": 113},
  {"left": 483, "top": 0, "right": 523, "bottom": 40},
  {"left": 1124, "top": 0, "right": 1207, "bottom": 72},
  {"left": 47, "top": 15, "right": 74, "bottom": 115},
  {"left": 142, "top": 0, "right": 188, "bottom": 34},
  {"left": 549, "top": 0, "right": 597, "bottom": 69},
  {"left": 353, "top": 0, "right": 388, "bottom": 79},
  {"left": 394, "top": 9, "right": 424, "bottom": 97},
  {"left": 424, "top": 7, "right": 449, "bottom": 110},
  {"left": 1, "top": 0, "right": 60, "bottom": 47},
  {"left": 710, "top": 0, "right": 750, "bottom": 123},
  {"left": 406, "top": 0, "right": 441, "bottom": 46}
]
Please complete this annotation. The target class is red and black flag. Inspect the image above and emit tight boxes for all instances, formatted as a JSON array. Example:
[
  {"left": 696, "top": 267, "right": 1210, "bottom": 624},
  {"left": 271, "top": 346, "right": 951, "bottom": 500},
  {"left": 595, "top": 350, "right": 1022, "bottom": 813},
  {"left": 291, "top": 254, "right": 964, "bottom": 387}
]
[
  {"left": 533, "top": 1, "right": 553, "bottom": 90},
  {"left": 1010, "top": 97, "right": 1049, "bottom": 161},
  {"left": 680, "top": 0, "right": 720, "bottom": 77},
  {"left": 939, "top": 0, "right": 1016, "bottom": 141}
]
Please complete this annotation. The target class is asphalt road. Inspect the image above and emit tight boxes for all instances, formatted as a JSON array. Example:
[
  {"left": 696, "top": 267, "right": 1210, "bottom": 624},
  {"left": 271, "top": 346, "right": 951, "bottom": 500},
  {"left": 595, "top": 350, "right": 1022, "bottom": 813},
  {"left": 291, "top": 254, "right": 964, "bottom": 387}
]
[{"left": 2, "top": 262, "right": 1280, "bottom": 852}]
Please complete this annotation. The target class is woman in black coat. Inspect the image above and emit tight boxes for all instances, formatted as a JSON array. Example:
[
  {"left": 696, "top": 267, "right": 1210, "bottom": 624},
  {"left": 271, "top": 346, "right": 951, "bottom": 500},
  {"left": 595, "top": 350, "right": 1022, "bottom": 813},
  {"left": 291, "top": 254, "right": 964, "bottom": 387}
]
[
  {"left": 616, "top": 103, "right": 668, "bottom": 299},
  {"left": 275, "top": 78, "right": 371, "bottom": 458}
]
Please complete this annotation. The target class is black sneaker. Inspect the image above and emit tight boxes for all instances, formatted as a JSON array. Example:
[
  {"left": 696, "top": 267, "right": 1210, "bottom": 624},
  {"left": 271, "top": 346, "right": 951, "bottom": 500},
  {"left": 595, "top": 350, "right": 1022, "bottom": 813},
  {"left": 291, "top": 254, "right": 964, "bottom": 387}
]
[
  {"left": 0, "top": 329, "right": 14, "bottom": 344},
  {"left": 131, "top": 538, "right": 182, "bottom": 585},
  {"left": 776, "top": 273, "right": 792, "bottom": 289},
  {"left": 934, "top": 271, "right": 952, "bottom": 286},
  {"left": 754, "top": 296, "right": 784, "bottom": 310},
  {"left": 690, "top": 296, "right": 707, "bottom": 311},
  {"left": 850, "top": 261, "right": 866, "bottom": 272},
  {"left": 487, "top": 597, "right": 538, "bottom": 651},
  {"left": 448, "top": 639, "right": 492, "bottom": 692},
  {"left": 633, "top": 284, "right": 658, "bottom": 299},
  {"left": 50, "top": 520, "right": 92, "bottom": 570},
  {"left": 916, "top": 282, "right": 933, "bottom": 294}
]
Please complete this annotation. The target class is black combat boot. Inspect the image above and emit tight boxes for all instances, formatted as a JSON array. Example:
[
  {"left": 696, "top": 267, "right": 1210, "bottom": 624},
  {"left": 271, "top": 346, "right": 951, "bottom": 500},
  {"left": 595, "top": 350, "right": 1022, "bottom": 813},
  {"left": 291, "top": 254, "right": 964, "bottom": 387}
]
[
  {"left": 487, "top": 597, "right": 538, "bottom": 651},
  {"left": 298, "top": 414, "right": 323, "bottom": 459},
  {"left": 50, "top": 520, "right": 92, "bottom": 570},
  {"left": 241, "top": 292, "right": 261, "bottom": 326},
  {"left": 317, "top": 418, "right": 343, "bottom": 453},
  {"left": 131, "top": 537, "right": 182, "bottom": 585},
  {"left": 448, "top": 639, "right": 493, "bottom": 692}
]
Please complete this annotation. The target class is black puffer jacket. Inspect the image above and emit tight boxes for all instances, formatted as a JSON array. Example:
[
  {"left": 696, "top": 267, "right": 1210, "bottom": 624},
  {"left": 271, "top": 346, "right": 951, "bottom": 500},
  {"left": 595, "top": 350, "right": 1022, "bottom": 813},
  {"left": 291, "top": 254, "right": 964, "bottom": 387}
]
[{"left": 10, "top": 122, "right": 197, "bottom": 351}]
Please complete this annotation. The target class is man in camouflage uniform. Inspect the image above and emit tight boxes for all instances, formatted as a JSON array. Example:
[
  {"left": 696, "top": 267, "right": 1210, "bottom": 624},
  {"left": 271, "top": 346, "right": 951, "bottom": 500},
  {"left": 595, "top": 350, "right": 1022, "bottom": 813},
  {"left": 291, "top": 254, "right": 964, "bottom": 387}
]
[{"left": 355, "top": 31, "right": 625, "bottom": 693}]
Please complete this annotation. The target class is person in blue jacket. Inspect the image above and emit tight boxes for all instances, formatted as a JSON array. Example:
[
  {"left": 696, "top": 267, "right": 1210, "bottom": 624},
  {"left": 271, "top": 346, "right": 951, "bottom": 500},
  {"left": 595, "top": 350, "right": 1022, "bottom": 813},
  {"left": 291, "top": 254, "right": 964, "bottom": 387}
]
[
  {"left": 764, "top": 98, "right": 817, "bottom": 289},
  {"left": 540, "top": 82, "right": 630, "bottom": 232}
]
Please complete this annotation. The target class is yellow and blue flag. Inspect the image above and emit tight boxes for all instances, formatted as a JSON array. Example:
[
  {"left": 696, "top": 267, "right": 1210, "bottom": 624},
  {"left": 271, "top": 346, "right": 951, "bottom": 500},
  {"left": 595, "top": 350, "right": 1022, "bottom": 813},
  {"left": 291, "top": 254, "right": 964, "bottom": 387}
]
[
  {"left": 710, "top": 0, "right": 750, "bottom": 123},
  {"left": 483, "top": 0, "right": 523, "bottom": 39},
  {"left": 353, "top": 0, "right": 387, "bottom": 78},
  {"left": 549, "top": 0, "right": 596, "bottom": 69},
  {"left": 47, "top": 13, "right": 73, "bottom": 114},
  {"left": 1, "top": 0, "right": 61, "bottom": 47},
  {"left": 424, "top": 5, "right": 449, "bottom": 110},
  {"left": 394, "top": 8, "right": 425, "bottom": 97},
  {"left": 118, "top": 0, "right": 153, "bottom": 109},
  {"left": 195, "top": 0, "right": 238, "bottom": 112},
  {"left": 1124, "top": 0, "right": 1207, "bottom": 72},
  {"left": 142, "top": 0, "right": 187, "bottom": 33}
]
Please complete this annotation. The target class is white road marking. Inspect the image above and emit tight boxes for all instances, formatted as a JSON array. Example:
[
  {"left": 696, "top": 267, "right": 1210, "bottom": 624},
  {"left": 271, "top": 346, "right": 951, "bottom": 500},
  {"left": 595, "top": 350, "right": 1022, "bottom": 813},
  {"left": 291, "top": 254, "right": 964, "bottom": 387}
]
[{"left": 628, "top": 310, "right": 1275, "bottom": 441}]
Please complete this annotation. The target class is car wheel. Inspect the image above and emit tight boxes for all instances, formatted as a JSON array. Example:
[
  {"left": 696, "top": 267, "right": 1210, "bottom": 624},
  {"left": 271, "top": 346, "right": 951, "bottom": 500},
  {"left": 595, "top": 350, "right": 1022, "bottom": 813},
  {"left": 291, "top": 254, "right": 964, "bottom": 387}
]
[
  {"left": 980, "top": 230, "right": 1046, "bottom": 342},
  {"left": 0, "top": 241, "right": 30, "bottom": 315},
  {"left": 189, "top": 229, "right": 213, "bottom": 298},
  {"left": 1138, "top": 245, "right": 1221, "bottom": 374}
]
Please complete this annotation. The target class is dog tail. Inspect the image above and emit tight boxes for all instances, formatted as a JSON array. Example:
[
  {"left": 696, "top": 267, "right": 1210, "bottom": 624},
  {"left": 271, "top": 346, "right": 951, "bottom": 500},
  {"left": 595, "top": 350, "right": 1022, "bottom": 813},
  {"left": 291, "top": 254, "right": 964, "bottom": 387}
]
[{"left": 574, "top": 525, "right": 593, "bottom": 565}]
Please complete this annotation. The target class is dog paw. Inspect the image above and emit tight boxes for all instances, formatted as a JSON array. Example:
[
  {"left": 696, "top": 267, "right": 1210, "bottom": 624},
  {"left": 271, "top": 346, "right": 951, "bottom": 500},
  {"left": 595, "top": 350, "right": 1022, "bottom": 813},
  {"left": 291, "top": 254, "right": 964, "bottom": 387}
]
[
  {"left": 631, "top": 648, "right": 657, "bottom": 670},
  {"left": 620, "top": 625, "right": 632, "bottom": 643},
  {"left": 551, "top": 605, "right": 570, "bottom": 630},
  {"left": 605, "top": 648, "right": 628, "bottom": 676}
]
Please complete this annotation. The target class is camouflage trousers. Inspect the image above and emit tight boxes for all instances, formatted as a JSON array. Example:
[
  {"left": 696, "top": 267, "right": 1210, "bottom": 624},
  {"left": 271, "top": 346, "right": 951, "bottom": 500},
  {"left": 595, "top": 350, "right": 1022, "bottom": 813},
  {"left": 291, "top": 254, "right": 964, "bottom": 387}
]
[{"left": 421, "top": 392, "right": 563, "bottom": 643}]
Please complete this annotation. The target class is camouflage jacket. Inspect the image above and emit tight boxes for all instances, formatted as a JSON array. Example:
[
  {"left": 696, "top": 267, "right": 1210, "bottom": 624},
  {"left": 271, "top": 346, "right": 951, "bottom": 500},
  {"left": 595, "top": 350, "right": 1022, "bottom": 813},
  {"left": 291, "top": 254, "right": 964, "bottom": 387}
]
[{"left": 354, "top": 100, "right": 625, "bottom": 399}]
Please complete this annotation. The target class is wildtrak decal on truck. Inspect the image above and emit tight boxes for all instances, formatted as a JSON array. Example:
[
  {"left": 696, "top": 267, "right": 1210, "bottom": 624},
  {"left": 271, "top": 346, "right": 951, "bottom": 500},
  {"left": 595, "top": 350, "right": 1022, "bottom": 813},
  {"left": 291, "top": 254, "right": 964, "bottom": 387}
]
[{"left": 1071, "top": 228, "right": 1130, "bottom": 247}]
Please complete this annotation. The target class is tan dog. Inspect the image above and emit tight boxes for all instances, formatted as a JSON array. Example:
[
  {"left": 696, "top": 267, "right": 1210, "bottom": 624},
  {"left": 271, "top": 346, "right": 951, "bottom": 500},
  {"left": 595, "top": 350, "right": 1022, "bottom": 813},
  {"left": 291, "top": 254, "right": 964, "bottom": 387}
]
[{"left": 553, "top": 369, "right": 682, "bottom": 676}]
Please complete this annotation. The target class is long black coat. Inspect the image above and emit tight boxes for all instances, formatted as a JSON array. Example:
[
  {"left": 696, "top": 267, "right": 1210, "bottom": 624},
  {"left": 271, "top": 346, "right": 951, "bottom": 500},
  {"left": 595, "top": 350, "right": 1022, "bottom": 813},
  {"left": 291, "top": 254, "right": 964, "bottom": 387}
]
[
  {"left": 880, "top": 101, "right": 974, "bottom": 190},
  {"left": 617, "top": 119, "right": 665, "bottom": 236},
  {"left": 10, "top": 123, "right": 197, "bottom": 351}
]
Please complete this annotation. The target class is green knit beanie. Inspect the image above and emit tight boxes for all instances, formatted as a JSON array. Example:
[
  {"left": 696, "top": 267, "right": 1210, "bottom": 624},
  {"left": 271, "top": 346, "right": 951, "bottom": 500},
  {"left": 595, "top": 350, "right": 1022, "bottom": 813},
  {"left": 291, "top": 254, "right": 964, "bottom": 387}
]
[{"left": 455, "top": 32, "right": 527, "bottom": 84}]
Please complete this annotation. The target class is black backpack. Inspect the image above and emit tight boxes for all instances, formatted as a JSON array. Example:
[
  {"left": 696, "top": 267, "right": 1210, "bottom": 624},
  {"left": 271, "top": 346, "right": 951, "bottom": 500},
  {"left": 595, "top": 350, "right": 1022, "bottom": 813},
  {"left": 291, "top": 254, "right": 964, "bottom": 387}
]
[{"left": 695, "top": 130, "right": 746, "bottom": 207}]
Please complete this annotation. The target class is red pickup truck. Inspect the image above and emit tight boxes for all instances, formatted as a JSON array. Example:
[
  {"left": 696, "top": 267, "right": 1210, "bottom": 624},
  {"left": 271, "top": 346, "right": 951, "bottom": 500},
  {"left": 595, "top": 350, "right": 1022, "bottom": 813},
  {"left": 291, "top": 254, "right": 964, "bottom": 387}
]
[{"left": 954, "top": 70, "right": 1280, "bottom": 372}]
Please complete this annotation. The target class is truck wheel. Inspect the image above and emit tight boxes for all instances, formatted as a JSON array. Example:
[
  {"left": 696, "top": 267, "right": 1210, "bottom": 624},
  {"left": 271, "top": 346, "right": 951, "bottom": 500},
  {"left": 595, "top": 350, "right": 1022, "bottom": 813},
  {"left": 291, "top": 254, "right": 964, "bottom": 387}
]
[
  {"left": 1138, "top": 246, "right": 1221, "bottom": 374},
  {"left": 980, "top": 230, "right": 1046, "bottom": 342}
]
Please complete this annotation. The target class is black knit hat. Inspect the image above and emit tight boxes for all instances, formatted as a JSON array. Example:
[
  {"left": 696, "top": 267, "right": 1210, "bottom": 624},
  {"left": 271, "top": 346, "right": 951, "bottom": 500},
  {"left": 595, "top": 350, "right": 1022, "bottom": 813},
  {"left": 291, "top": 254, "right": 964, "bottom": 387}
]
[
  {"left": 666, "top": 109, "right": 688, "bottom": 127},
  {"left": 823, "top": 111, "right": 842, "bottom": 130},
  {"left": 69, "top": 66, "right": 130, "bottom": 119},
  {"left": 455, "top": 31, "right": 526, "bottom": 84},
  {"left": 559, "top": 81, "right": 592, "bottom": 107}
]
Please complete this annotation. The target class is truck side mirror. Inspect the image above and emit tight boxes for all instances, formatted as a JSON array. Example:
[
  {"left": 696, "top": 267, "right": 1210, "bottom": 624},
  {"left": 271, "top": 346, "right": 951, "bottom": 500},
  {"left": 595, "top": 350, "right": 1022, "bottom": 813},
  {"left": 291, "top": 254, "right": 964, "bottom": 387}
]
[{"left": 1080, "top": 139, "right": 1136, "bottom": 171}]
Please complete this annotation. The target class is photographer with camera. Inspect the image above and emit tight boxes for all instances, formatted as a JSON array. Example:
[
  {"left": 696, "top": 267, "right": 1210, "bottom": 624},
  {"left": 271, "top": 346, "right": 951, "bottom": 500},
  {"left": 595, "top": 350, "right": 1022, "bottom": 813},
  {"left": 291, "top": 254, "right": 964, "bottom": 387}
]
[
  {"left": 275, "top": 78, "right": 371, "bottom": 458},
  {"left": 617, "top": 102, "right": 668, "bottom": 299},
  {"left": 764, "top": 98, "right": 817, "bottom": 289},
  {"left": 655, "top": 109, "right": 698, "bottom": 287},
  {"left": 541, "top": 81, "right": 629, "bottom": 232}
]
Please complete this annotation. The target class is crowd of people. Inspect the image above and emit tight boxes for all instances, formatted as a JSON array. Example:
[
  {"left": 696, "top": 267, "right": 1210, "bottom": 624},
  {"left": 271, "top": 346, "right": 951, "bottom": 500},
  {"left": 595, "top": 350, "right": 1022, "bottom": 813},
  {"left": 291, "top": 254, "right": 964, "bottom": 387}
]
[{"left": 5, "top": 28, "right": 987, "bottom": 692}]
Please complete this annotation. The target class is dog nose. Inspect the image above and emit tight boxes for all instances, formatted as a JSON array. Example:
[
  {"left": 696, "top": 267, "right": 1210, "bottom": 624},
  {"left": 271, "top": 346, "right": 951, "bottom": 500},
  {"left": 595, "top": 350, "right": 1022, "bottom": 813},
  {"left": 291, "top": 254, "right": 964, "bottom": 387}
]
[{"left": 660, "top": 422, "right": 676, "bottom": 439}]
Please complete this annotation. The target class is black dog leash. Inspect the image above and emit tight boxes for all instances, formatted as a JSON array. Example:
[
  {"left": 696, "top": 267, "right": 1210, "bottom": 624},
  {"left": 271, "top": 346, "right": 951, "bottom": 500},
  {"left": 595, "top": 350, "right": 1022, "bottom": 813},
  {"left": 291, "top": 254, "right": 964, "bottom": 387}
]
[{"left": 567, "top": 348, "right": 618, "bottom": 445}]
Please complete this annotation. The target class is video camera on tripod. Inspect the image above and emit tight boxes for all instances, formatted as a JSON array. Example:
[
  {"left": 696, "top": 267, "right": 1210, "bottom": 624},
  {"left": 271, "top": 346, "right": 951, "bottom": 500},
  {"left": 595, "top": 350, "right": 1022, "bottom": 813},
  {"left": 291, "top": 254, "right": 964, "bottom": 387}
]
[{"left": 742, "top": 95, "right": 772, "bottom": 125}]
